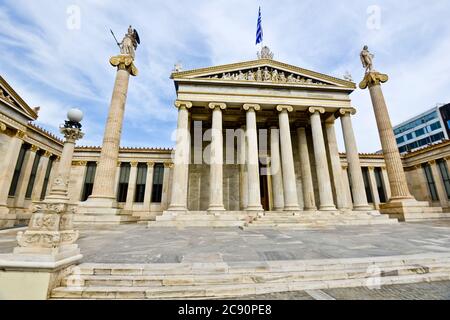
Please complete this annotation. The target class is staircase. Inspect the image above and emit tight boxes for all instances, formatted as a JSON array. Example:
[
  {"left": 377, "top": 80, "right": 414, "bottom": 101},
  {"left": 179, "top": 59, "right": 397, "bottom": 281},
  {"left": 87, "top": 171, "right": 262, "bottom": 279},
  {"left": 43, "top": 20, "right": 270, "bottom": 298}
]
[
  {"left": 242, "top": 211, "right": 398, "bottom": 230},
  {"left": 148, "top": 211, "right": 254, "bottom": 228},
  {"left": 51, "top": 253, "right": 450, "bottom": 299}
]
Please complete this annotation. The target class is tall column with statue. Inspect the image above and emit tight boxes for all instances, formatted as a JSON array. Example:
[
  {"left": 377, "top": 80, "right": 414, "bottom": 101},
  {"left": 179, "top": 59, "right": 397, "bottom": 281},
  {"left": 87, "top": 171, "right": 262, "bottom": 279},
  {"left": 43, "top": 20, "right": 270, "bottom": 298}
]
[
  {"left": 359, "top": 46, "right": 443, "bottom": 221},
  {"left": 80, "top": 26, "right": 139, "bottom": 217}
]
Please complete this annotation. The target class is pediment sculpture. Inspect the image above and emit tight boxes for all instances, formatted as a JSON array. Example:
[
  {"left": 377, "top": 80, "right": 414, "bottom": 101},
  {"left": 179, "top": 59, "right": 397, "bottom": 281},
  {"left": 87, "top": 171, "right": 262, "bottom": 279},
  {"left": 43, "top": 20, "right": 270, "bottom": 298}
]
[{"left": 202, "top": 67, "right": 329, "bottom": 86}]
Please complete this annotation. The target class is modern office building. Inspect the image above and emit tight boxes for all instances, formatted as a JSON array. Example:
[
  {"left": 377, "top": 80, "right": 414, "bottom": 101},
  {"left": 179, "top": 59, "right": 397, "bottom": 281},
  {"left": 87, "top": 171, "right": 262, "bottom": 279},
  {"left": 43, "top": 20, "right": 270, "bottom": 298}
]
[{"left": 394, "top": 104, "right": 450, "bottom": 154}]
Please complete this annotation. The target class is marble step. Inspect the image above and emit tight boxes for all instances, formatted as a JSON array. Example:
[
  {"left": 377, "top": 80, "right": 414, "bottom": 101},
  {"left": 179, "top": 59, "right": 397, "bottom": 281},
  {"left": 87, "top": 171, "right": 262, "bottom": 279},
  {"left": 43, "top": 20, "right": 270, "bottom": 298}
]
[
  {"left": 74, "top": 215, "right": 138, "bottom": 225},
  {"left": 404, "top": 212, "right": 450, "bottom": 221},
  {"left": 51, "top": 272, "right": 450, "bottom": 299},
  {"left": 61, "top": 263, "right": 450, "bottom": 288},
  {"left": 251, "top": 217, "right": 394, "bottom": 223},
  {"left": 68, "top": 258, "right": 450, "bottom": 280},
  {"left": 259, "top": 213, "right": 392, "bottom": 220},
  {"left": 156, "top": 214, "right": 247, "bottom": 222},
  {"left": 148, "top": 221, "right": 245, "bottom": 228},
  {"left": 245, "top": 220, "right": 398, "bottom": 229}
]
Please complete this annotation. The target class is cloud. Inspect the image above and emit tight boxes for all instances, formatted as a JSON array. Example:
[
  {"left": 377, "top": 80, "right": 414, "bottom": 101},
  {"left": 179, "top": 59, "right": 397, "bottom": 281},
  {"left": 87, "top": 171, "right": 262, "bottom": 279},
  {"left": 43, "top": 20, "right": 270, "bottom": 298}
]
[{"left": 0, "top": 0, "right": 449, "bottom": 152}]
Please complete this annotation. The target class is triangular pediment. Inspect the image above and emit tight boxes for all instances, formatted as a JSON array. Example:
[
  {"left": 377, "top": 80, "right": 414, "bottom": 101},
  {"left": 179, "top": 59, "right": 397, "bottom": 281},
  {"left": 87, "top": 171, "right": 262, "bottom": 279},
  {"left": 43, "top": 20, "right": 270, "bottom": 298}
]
[
  {"left": 0, "top": 76, "right": 38, "bottom": 121},
  {"left": 172, "top": 59, "right": 355, "bottom": 89}
]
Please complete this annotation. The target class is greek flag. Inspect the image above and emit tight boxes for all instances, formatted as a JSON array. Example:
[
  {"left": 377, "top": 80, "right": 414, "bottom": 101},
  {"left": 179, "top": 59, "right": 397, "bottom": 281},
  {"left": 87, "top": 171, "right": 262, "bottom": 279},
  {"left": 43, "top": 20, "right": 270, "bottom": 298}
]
[{"left": 256, "top": 7, "right": 263, "bottom": 45}]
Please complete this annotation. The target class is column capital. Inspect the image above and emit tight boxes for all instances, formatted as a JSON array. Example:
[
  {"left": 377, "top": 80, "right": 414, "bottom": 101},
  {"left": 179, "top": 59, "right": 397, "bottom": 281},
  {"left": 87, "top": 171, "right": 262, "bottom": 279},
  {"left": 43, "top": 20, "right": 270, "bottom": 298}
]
[
  {"left": 308, "top": 107, "right": 325, "bottom": 115},
  {"left": 175, "top": 100, "right": 193, "bottom": 110},
  {"left": 164, "top": 162, "right": 174, "bottom": 169},
  {"left": 109, "top": 55, "right": 138, "bottom": 76},
  {"left": 208, "top": 102, "right": 227, "bottom": 110},
  {"left": 338, "top": 107, "right": 357, "bottom": 116},
  {"left": 60, "top": 127, "right": 84, "bottom": 142},
  {"left": 367, "top": 166, "right": 375, "bottom": 171},
  {"left": 413, "top": 164, "right": 422, "bottom": 170},
  {"left": 30, "top": 145, "right": 39, "bottom": 153},
  {"left": 359, "top": 71, "right": 389, "bottom": 89},
  {"left": 243, "top": 104, "right": 261, "bottom": 112},
  {"left": 147, "top": 161, "right": 155, "bottom": 168},
  {"left": 15, "top": 130, "right": 27, "bottom": 140},
  {"left": 0, "top": 122, "right": 6, "bottom": 132},
  {"left": 72, "top": 160, "right": 88, "bottom": 166},
  {"left": 130, "top": 161, "right": 139, "bottom": 168},
  {"left": 276, "top": 105, "right": 294, "bottom": 113},
  {"left": 429, "top": 160, "right": 437, "bottom": 165},
  {"left": 43, "top": 151, "right": 53, "bottom": 158}
]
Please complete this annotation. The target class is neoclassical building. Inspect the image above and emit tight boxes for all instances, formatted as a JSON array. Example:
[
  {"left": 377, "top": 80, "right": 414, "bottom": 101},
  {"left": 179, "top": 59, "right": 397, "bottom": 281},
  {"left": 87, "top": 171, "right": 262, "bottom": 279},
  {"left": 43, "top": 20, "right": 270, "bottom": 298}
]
[{"left": 1, "top": 51, "right": 450, "bottom": 229}]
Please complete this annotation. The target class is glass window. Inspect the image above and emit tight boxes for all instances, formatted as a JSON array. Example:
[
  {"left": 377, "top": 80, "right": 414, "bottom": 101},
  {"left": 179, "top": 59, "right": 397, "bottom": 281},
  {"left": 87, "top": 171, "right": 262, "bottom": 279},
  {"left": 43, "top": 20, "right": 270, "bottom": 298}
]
[
  {"left": 430, "top": 122, "right": 442, "bottom": 131},
  {"left": 374, "top": 168, "right": 387, "bottom": 203},
  {"left": 396, "top": 136, "right": 405, "bottom": 144},
  {"left": 361, "top": 167, "right": 373, "bottom": 203},
  {"left": 9, "top": 145, "right": 28, "bottom": 197},
  {"left": 25, "top": 151, "right": 42, "bottom": 198},
  {"left": 437, "top": 159, "right": 450, "bottom": 200},
  {"left": 117, "top": 163, "right": 131, "bottom": 203},
  {"left": 415, "top": 128, "right": 425, "bottom": 137},
  {"left": 81, "top": 162, "right": 97, "bottom": 201},
  {"left": 423, "top": 163, "right": 439, "bottom": 201},
  {"left": 151, "top": 164, "right": 165, "bottom": 203},
  {"left": 406, "top": 133, "right": 414, "bottom": 141},
  {"left": 40, "top": 157, "right": 54, "bottom": 200},
  {"left": 431, "top": 132, "right": 445, "bottom": 143},
  {"left": 134, "top": 163, "right": 147, "bottom": 203}
]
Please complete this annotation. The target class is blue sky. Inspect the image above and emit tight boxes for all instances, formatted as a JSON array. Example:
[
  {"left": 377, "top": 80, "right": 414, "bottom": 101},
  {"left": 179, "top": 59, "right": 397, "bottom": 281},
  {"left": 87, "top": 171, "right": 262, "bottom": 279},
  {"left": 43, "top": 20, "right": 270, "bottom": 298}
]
[{"left": 0, "top": 0, "right": 449, "bottom": 152}]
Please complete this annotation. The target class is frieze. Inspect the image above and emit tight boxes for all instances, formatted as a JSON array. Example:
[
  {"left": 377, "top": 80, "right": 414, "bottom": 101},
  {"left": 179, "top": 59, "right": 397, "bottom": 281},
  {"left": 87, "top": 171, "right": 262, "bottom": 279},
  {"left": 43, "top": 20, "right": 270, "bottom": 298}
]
[{"left": 202, "top": 67, "right": 330, "bottom": 86}]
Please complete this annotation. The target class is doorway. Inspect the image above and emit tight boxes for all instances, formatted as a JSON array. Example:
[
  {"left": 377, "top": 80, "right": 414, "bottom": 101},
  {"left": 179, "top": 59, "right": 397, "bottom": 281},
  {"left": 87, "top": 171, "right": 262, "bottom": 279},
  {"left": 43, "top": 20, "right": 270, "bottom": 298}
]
[{"left": 260, "top": 173, "right": 270, "bottom": 211}]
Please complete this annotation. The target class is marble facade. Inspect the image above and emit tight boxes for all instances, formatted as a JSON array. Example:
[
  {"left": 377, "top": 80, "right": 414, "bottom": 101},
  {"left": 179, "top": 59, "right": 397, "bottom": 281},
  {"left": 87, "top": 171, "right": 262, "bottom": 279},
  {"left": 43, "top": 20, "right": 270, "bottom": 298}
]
[{"left": 1, "top": 55, "right": 450, "bottom": 229}]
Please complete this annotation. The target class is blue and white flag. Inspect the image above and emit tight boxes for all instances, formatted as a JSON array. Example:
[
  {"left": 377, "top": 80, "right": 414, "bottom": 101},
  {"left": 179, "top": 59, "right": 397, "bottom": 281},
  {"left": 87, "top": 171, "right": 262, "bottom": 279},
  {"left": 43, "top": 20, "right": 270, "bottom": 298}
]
[{"left": 256, "top": 7, "right": 263, "bottom": 45}]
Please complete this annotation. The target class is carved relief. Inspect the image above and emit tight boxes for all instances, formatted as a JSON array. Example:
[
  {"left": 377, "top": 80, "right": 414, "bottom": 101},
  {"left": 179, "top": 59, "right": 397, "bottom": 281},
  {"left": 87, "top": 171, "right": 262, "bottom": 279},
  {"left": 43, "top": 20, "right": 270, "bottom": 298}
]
[{"left": 204, "top": 67, "right": 329, "bottom": 86}]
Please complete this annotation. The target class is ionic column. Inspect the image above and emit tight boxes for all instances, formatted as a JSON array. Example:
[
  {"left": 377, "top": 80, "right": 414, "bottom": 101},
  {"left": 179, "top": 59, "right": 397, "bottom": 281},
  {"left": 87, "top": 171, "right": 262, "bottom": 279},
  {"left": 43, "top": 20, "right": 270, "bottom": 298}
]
[
  {"left": 161, "top": 163, "right": 172, "bottom": 210},
  {"left": 309, "top": 107, "right": 336, "bottom": 211},
  {"left": 143, "top": 162, "right": 155, "bottom": 210},
  {"left": 339, "top": 108, "right": 371, "bottom": 210},
  {"left": 325, "top": 119, "right": 348, "bottom": 210},
  {"left": 31, "top": 151, "right": 52, "bottom": 202},
  {"left": 297, "top": 127, "right": 316, "bottom": 211},
  {"left": 87, "top": 54, "right": 138, "bottom": 208},
  {"left": 368, "top": 167, "right": 381, "bottom": 209},
  {"left": 239, "top": 125, "right": 248, "bottom": 210},
  {"left": 68, "top": 160, "right": 87, "bottom": 204},
  {"left": 381, "top": 167, "right": 391, "bottom": 201},
  {"left": 360, "top": 72, "right": 413, "bottom": 200},
  {"left": 413, "top": 165, "right": 430, "bottom": 202},
  {"left": 277, "top": 105, "right": 300, "bottom": 211},
  {"left": 168, "top": 100, "right": 192, "bottom": 212},
  {"left": 208, "top": 103, "right": 226, "bottom": 212},
  {"left": 342, "top": 165, "right": 353, "bottom": 209},
  {"left": 14, "top": 145, "right": 39, "bottom": 208},
  {"left": 125, "top": 162, "right": 138, "bottom": 210},
  {"left": 429, "top": 160, "right": 449, "bottom": 208},
  {"left": 0, "top": 130, "right": 25, "bottom": 213},
  {"left": 270, "top": 126, "right": 284, "bottom": 211},
  {"left": 243, "top": 104, "right": 263, "bottom": 212}
]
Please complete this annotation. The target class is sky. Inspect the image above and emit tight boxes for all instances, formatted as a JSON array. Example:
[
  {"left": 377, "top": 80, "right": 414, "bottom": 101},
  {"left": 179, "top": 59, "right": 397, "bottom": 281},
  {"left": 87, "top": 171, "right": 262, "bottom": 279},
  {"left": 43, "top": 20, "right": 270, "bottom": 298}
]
[{"left": 0, "top": 0, "right": 449, "bottom": 152}]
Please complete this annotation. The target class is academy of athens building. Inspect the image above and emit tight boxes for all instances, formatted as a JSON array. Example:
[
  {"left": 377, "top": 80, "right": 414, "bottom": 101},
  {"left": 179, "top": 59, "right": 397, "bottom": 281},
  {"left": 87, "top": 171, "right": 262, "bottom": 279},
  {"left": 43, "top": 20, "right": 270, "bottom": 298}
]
[{"left": 1, "top": 51, "right": 450, "bottom": 229}]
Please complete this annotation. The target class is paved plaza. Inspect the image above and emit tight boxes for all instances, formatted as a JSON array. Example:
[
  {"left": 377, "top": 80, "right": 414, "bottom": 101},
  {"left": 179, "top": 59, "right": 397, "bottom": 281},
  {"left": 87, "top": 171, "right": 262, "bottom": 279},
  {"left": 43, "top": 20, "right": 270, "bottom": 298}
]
[
  {"left": 2, "top": 220, "right": 450, "bottom": 264},
  {"left": 230, "top": 281, "right": 450, "bottom": 300}
]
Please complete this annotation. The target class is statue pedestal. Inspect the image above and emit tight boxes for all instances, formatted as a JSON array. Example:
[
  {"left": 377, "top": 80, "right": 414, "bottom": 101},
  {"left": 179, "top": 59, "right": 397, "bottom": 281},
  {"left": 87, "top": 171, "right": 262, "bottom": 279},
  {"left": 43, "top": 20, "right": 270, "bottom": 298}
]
[{"left": 380, "top": 198, "right": 445, "bottom": 222}]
